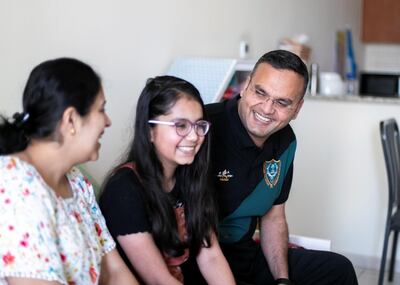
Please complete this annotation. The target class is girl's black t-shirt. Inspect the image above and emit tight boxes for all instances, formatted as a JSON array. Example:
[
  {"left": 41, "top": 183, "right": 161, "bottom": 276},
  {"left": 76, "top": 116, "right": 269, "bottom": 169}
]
[{"left": 98, "top": 167, "right": 183, "bottom": 276}]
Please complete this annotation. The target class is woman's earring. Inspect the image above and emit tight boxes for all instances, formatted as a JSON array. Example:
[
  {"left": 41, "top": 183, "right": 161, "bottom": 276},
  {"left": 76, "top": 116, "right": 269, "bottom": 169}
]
[{"left": 70, "top": 128, "right": 76, "bottom": 135}]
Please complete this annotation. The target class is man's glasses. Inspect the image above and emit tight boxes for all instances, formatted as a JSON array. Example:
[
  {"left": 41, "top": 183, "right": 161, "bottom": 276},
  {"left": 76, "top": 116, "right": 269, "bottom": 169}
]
[
  {"left": 247, "top": 83, "right": 298, "bottom": 112},
  {"left": 148, "top": 118, "right": 211, "bottom": 137}
]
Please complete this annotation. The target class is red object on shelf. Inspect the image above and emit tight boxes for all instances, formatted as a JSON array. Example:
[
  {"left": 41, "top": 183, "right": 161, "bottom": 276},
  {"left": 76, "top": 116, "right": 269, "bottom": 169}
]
[{"left": 223, "top": 87, "right": 235, "bottom": 100}]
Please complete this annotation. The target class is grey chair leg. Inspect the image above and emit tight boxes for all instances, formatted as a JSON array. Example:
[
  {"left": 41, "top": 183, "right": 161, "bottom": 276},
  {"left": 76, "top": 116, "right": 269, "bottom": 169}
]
[
  {"left": 389, "top": 231, "right": 399, "bottom": 281},
  {"left": 379, "top": 229, "right": 391, "bottom": 285}
]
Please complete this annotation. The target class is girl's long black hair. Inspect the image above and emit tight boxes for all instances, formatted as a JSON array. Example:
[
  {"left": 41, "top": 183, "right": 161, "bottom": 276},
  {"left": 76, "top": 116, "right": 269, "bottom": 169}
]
[{"left": 107, "top": 75, "right": 217, "bottom": 257}]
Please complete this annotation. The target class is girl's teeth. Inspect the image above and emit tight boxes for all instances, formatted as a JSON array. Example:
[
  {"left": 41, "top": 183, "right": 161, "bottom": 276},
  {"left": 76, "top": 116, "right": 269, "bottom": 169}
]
[{"left": 178, "top": 146, "right": 195, "bottom": 151}]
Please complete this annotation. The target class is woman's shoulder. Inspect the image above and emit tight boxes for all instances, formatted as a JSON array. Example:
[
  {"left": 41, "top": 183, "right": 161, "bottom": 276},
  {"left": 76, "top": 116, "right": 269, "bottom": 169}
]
[
  {"left": 0, "top": 156, "right": 58, "bottom": 224},
  {"left": 0, "top": 155, "right": 35, "bottom": 175},
  {"left": 0, "top": 155, "right": 50, "bottom": 198}
]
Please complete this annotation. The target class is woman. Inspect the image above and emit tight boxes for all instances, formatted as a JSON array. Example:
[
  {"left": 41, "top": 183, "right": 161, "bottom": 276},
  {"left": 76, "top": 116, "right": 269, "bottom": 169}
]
[
  {"left": 99, "top": 76, "right": 235, "bottom": 285},
  {"left": 0, "top": 58, "right": 139, "bottom": 285}
]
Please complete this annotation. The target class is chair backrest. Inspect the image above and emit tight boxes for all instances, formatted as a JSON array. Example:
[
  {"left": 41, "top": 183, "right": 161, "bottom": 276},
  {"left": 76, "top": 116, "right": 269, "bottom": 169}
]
[{"left": 380, "top": 118, "right": 400, "bottom": 213}]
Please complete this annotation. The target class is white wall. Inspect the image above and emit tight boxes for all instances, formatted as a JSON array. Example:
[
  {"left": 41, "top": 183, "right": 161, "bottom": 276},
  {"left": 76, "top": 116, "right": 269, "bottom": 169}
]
[
  {"left": 0, "top": 0, "right": 371, "bottom": 264},
  {"left": 288, "top": 98, "right": 400, "bottom": 269}
]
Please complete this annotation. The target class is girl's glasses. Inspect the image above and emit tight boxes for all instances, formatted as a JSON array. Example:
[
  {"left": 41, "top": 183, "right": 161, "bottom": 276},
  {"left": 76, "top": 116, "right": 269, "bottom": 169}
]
[{"left": 148, "top": 118, "right": 211, "bottom": 137}]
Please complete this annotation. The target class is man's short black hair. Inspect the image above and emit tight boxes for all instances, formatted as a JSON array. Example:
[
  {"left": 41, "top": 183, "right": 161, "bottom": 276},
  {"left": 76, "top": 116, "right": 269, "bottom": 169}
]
[{"left": 252, "top": 50, "right": 309, "bottom": 97}]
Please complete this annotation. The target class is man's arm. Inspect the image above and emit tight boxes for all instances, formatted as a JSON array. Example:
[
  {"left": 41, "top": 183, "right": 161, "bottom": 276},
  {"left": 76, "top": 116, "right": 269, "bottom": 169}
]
[{"left": 260, "top": 203, "right": 289, "bottom": 282}]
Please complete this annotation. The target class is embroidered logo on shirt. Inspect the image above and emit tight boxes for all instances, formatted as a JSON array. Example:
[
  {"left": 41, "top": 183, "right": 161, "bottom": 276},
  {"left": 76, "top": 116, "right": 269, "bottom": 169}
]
[
  {"left": 217, "top": 169, "right": 233, "bottom": 182},
  {"left": 263, "top": 159, "right": 281, "bottom": 188}
]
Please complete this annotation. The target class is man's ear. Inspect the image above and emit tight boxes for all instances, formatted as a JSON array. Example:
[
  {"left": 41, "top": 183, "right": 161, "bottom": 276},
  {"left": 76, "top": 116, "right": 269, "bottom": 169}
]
[
  {"left": 59, "top": 107, "right": 80, "bottom": 138},
  {"left": 291, "top": 98, "right": 304, "bottom": 120}
]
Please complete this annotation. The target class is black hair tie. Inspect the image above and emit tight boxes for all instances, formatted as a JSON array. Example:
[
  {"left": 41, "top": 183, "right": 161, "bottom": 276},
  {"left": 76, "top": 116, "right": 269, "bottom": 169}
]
[{"left": 12, "top": 112, "right": 30, "bottom": 128}]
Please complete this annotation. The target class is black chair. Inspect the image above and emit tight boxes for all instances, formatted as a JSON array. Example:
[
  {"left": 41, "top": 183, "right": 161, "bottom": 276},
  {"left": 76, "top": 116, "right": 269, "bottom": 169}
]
[{"left": 379, "top": 118, "right": 400, "bottom": 284}]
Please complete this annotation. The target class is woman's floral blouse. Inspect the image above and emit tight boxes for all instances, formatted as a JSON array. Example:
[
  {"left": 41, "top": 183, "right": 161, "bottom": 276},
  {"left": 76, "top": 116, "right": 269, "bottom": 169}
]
[{"left": 0, "top": 156, "right": 115, "bottom": 285}]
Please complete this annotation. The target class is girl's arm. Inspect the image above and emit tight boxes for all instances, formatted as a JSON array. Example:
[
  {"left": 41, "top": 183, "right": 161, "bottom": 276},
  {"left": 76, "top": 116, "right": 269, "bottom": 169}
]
[
  {"left": 117, "top": 232, "right": 182, "bottom": 285},
  {"left": 100, "top": 248, "right": 139, "bottom": 285},
  {"left": 196, "top": 232, "right": 235, "bottom": 285}
]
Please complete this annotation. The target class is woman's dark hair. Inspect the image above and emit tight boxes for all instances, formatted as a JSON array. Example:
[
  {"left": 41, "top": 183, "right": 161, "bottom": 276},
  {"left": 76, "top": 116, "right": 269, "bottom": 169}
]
[
  {"left": 252, "top": 49, "right": 309, "bottom": 96},
  {"left": 0, "top": 58, "right": 101, "bottom": 155},
  {"left": 109, "top": 75, "right": 216, "bottom": 257}
]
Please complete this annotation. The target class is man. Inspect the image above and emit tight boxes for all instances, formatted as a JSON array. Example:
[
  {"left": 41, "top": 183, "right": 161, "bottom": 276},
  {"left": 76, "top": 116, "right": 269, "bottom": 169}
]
[{"left": 205, "top": 50, "right": 358, "bottom": 284}]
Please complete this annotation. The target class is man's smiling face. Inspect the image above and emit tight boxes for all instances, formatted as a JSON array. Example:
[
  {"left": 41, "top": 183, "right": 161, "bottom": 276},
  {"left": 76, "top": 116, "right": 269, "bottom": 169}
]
[{"left": 237, "top": 63, "right": 305, "bottom": 147}]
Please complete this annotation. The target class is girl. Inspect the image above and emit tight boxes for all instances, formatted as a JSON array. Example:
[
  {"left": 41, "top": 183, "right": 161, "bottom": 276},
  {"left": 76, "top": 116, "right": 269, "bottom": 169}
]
[
  {"left": 0, "top": 58, "right": 138, "bottom": 285},
  {"left": 99, "top": 76, "right": 234, "bottom": 285}
]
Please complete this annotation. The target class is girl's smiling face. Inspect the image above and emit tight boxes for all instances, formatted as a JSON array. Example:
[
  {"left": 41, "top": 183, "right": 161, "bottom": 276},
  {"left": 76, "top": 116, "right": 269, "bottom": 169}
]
[{"left": 150, "top": 95, "right": 205, "bottom": 174}]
